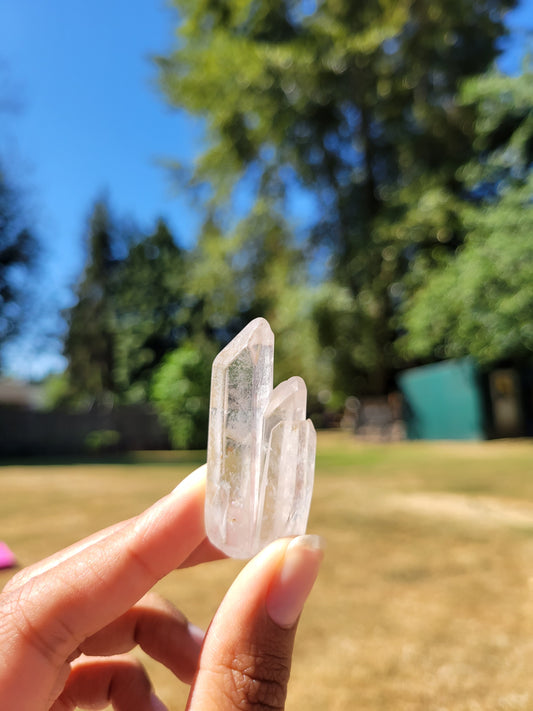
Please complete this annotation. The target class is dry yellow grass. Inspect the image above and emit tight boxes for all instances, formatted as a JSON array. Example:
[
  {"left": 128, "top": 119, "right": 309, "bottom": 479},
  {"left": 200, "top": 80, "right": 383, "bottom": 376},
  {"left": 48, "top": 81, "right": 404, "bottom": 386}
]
[{"left": 2, "top": 433, "right": 533, "bottom": 710}]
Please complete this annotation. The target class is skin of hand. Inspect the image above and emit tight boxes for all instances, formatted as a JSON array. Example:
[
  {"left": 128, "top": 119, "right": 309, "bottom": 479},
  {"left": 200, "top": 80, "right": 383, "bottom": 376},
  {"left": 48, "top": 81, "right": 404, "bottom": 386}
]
[{"left": 0, "top": 465, "right": 324, "bottom": 711}]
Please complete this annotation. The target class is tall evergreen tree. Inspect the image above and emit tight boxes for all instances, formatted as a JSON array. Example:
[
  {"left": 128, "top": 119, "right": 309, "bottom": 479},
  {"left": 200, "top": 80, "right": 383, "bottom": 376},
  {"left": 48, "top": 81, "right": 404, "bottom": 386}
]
[
  {"left": 113, "top": 218, "right": 187, "bottom": 401},
  {"left": 61, "top": 202, "right": 189, "bottom": 408},
  {"left": 63, "top": 200, "right": 119, "bottom": 407},
  {"left": 0, "top": 160, "right": 36, "bottom": 365},
  {"left": 157, "top": 0, "right": 516, "bottom": 395}
]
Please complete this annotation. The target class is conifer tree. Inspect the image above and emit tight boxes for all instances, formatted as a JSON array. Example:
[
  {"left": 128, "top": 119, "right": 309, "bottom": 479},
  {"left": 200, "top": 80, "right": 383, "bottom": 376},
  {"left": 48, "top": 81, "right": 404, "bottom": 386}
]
[
  {"left": 63, "top": 200, "right": 119, "bottom": 406},
  {"left": 0, "top": 160, "right": 36, "bottom": 365}
]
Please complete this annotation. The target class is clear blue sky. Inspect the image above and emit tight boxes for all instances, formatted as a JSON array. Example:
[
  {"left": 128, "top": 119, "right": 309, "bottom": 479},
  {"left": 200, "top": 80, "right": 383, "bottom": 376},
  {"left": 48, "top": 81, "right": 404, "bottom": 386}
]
[{"left": 0, "top": 0, "right": 532, "bottom": 379}]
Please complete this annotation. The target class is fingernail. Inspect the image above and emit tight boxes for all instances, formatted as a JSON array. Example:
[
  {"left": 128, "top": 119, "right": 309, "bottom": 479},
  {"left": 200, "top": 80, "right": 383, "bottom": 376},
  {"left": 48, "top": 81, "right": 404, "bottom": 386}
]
[
  {"left": 188, "top": 622, "right": 206, "bottom": 649},
  {"left": 266, "top": 535, "right": 324, "bottom": 629},
  {"left": 149, "top": 692, "right": 168, "bottom": 711}
]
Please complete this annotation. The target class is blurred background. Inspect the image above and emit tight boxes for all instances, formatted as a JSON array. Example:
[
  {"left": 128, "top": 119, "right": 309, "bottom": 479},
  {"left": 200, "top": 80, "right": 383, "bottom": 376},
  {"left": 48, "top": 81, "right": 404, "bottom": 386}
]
[
  {"left": 2, "top": 4, "right": 533, "bottom": 710},
  {"left": 0, "top": 0, "right": 532, "bottom": 455}
]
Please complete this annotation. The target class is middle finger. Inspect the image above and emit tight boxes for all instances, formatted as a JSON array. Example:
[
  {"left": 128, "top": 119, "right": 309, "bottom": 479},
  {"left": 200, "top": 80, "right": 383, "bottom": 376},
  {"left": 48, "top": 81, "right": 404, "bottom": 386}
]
[{"left": 78, "top": 592, "right": 205, "bottom": 684}]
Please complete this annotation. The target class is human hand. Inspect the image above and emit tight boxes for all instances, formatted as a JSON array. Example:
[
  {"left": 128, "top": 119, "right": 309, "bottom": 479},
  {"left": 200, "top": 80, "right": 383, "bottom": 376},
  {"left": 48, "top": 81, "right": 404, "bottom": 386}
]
[{"left": 0, "top": 465, "right": 323, "bottom": 710}]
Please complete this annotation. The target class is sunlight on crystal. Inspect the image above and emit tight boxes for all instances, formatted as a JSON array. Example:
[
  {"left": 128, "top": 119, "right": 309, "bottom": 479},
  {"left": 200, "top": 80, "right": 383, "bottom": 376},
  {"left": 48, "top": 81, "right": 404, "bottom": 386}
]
[{"left": 205, "top": 318, "right": 316, "bottom": 559}]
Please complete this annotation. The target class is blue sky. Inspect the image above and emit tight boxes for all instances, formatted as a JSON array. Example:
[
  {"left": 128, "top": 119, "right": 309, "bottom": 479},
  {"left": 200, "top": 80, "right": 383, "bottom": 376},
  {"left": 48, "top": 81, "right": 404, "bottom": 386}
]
[
  {"left": 0, "top": 0, "right": 205, "bottom": 377},
  {"left": 0, "top": 0, "right": 532, "bottom": 379}
]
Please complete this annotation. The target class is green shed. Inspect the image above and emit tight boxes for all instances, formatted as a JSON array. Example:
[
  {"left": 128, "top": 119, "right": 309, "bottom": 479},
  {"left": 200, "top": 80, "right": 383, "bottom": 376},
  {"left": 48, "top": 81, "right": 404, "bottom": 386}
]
[{"left": 398, "top": 359, "right": 485, "bottom": 440}]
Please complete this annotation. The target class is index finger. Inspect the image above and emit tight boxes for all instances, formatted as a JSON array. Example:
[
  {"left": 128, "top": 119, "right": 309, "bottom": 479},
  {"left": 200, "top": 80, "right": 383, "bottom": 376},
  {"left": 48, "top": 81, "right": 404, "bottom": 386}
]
[
  {"left": 2, "top": 466, "right": 208, "bottom": 671},
  {"left": 3, "top": 465, "right": 223, "bottom": 594}
]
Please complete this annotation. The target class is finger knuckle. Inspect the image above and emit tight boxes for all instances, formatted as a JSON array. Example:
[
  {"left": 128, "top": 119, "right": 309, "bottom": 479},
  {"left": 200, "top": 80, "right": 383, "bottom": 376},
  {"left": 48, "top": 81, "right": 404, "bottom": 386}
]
[
  {"left": 0, "top": 581, "right": 78, "bottom": 667},
  {"left": 2, "top": 568, "right": 26, "bottom": 593}
]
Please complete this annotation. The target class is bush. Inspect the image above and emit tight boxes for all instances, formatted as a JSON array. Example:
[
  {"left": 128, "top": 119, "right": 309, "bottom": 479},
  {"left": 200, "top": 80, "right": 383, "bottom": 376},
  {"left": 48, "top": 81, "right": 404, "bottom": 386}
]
[
  {"left": 84, "top": 429, "right": 121, "bottom": 453},
  {"left": 150, "top": 342, "right": 215, "bottom": 449}
]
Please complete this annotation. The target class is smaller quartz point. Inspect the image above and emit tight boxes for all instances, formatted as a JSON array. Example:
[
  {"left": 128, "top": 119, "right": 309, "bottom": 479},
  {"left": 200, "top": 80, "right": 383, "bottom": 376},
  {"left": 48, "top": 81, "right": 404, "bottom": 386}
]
[
  {"left": 205, "top": 320, "right": 316, "bottom": 559},
  {"left": 263, "top": 376, "right": 307, "bottom": 448},
  {"left": 289, "top": 419, "right": 317, "bottom": 536}
]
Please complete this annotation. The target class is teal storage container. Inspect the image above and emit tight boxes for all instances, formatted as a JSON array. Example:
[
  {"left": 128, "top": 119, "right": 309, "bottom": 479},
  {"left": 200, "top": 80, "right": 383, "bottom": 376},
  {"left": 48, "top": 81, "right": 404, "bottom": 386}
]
[{"left": 398, "top": 359, "right": 485, "bottom": 440}]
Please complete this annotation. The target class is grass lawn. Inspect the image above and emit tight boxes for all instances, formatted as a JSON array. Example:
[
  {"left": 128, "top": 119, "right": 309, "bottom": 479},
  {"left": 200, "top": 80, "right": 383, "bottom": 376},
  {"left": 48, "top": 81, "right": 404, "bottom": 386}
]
[{"left": 2, "top": 432, "right": 533, "bottom": 710}]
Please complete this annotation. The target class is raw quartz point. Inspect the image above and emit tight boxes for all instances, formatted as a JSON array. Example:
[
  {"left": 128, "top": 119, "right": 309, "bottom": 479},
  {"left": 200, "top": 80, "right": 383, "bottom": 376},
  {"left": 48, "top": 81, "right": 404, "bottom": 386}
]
[
  {"left": 206, "top": 318, "right": 274, "bottom": 559},
  {"left": 259, "top": 377, "right": 316, "bottom": 546},
  {"left": 205, "top": 318, "right": 316, "bottom": 560}
]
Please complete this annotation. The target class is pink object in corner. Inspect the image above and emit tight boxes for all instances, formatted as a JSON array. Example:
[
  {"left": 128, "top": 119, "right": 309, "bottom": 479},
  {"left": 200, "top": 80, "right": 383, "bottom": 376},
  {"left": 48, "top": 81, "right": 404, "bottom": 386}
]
[{"left": 0, "top": 541, "right": 16, "bottom": 569}]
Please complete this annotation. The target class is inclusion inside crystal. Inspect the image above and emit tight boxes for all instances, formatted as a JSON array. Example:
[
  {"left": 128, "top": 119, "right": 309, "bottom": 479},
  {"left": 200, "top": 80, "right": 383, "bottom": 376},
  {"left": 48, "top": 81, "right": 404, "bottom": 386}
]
[{"left": 205, "top": 318, "right": 316, "bottom": 559}]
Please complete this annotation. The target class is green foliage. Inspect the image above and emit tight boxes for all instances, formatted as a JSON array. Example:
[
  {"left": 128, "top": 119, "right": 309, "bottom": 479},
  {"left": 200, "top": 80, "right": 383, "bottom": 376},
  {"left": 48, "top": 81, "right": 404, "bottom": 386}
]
[
  {"left": 400, "top": 197, "right": 533, "bottom": 364},
  {"left": 157, "top": 0, "right": 516, "bottom": 394},
  {"left": 63, "top": 200, "right": 119, "bottom": 406},
  {"left": 112, "top": 219, "right": 186, "bottom": 401},
  {"left": 84, "top": 429, "right": 121, "bottom": 453},
  {"left": 56, "top": 4, "right": 526, "bottom": 412},
  {"left": 61, "top": 201, "right": 189, "bottom": 408},
  {"left": 61, "top": 196, "right": 332, "bottom": 418},
  {"left": 182, "top": 199, "right": 337, "bottom": 405},
  {"left": 42, "top": 371, "right": 71, "bottom": 410},
  {"left": 314, "top": 281, "right": 396, "bottom": 395},
  {"left": 151, "top": 342, "right": 215, "bottom": 449},
  {"left": 399, "top": 69, "right": 533, "bottom": 366}
]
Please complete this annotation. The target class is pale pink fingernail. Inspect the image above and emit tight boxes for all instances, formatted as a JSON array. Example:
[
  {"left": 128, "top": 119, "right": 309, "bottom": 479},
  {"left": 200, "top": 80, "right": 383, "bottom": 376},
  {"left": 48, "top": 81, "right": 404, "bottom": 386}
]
[
  {"left": 188, "top": 622, "right": 206, "bottom": 649},
  {"left": 266, "top": 535, "right": 324, "bottom": 629}
]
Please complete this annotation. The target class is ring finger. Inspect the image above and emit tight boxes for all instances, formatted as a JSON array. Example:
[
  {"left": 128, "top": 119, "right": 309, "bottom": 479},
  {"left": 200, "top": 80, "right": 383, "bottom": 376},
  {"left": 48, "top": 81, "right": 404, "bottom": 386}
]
[{"left": 50, "top": 654, "right": 168, "bottom": 711}]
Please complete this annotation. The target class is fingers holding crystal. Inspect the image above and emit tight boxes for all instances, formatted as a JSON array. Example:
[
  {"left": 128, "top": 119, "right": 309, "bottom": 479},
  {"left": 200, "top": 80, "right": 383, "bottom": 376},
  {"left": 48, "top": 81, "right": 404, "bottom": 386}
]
[
  {"left": 0, "top": 467, "right": 208, "bottom": 708},
  {"left": 187, "top": 535, "right": 324, "bottom": 711}
]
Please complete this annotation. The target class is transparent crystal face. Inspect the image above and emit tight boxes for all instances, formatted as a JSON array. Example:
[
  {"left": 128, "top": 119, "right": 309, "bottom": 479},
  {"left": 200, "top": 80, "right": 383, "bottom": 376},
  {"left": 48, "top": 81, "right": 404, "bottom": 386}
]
[
  {"left": 263, "top": 376, "right": 307, "bottom": 449},
  {"left": 205, "top": 318, "right": 316, "bottom": 559}
]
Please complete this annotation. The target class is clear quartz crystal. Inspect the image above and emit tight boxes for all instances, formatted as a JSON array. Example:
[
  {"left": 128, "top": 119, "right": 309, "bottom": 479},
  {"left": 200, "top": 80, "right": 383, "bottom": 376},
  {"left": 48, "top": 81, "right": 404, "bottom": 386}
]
[
  {"left": 205, "top": 318, "right": 316, "bottom": 559},
  {"left": 262, "top": 376, "right": 307, "bottom": 448},
  {"left": 206, "top": 318, "right": 274, "bottom": 559}
]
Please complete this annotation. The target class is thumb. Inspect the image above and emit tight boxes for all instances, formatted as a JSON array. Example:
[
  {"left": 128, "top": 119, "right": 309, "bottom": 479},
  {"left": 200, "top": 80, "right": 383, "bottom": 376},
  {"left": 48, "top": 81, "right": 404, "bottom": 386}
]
[{"left": 187, "top": 535, "right": 324, "bottom": 711}]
